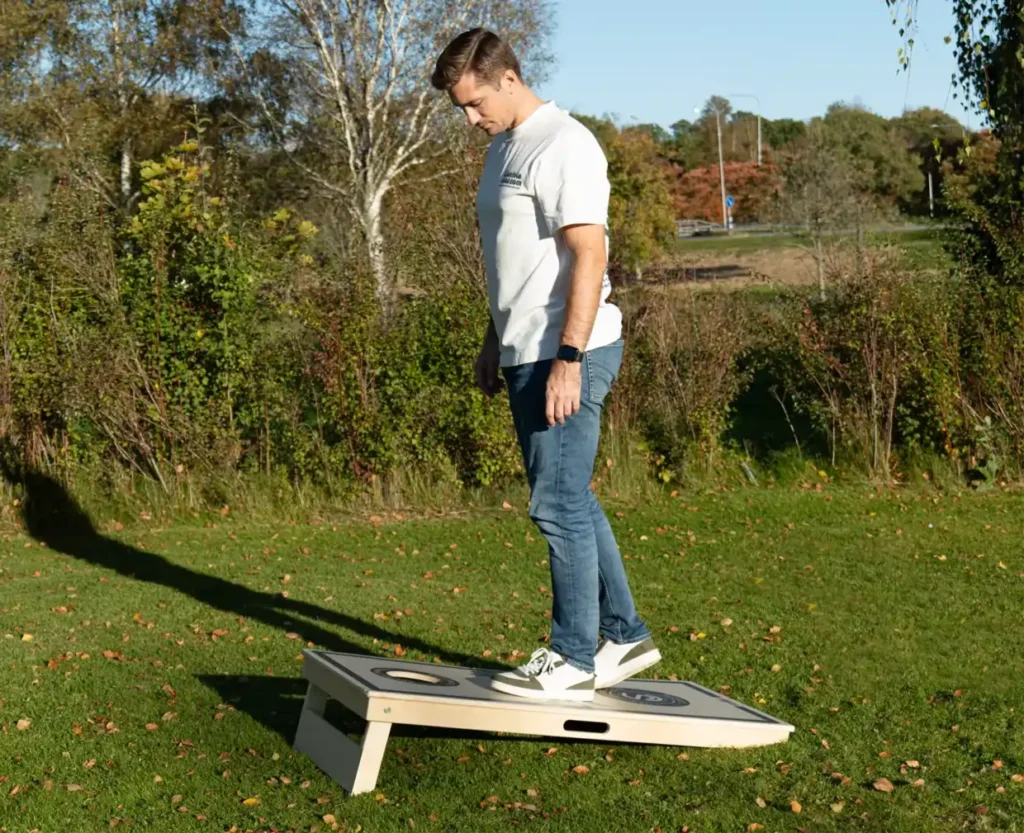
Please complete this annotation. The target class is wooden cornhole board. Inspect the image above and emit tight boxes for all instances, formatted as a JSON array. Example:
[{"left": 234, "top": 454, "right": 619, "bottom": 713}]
[{"left": 294, "top": 649, "right": 794, "bottom": 795}]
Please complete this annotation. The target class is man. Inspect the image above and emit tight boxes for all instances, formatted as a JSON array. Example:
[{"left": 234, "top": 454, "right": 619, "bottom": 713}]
[{"left": 430, "top": 29, "right": 660, "bottom": 702}]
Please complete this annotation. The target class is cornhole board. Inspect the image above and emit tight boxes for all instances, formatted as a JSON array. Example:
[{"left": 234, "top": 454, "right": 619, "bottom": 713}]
[{"left": 293, "top": 650, "right": 794, "bottom": 794}]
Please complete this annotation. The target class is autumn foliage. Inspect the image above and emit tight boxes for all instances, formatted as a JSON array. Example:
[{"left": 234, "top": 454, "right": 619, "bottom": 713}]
[{"left": 672, "top": 162, "right": 781, "bottom": 224}]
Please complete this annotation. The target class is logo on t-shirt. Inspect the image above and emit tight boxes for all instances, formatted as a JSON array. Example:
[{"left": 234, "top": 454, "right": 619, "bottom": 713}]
[{"left": 500, "top": 171, "right": 524, "bottom": 188}]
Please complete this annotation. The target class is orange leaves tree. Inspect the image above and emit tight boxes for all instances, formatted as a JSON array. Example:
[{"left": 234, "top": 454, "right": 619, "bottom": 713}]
[{"left": 672, "top": 162, "right": 781, "bottom": 224}]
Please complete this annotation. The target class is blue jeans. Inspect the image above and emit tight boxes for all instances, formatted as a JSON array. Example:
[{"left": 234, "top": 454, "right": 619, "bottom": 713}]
[{"left": 502, "top": 339, "right": 651, "bottom": 673}]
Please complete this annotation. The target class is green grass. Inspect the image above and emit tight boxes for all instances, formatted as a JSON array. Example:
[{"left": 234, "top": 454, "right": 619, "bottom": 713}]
[
  {"left": 3, "top": 482, "right": 1024, "bottom": 832},
  {"left": 673, "top": 232, "right": 807, "bottom": 255},
  {"left": 672, "top": 227, "right": 949, "bottom": 269}
]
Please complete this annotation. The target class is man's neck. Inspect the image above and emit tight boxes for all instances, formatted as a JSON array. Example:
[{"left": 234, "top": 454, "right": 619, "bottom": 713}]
[{"left": 509, "top": 92, "right": 547, "bottom": 130}]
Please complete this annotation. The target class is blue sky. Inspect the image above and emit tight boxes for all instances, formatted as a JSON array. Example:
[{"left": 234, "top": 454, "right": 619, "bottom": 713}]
[{"left": 535, "top": 0, "right": 977, "bottom": 130}]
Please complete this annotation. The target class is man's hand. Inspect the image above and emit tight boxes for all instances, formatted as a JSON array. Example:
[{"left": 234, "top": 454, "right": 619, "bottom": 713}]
[
  {"left": 546, "top": 359, "right": 581, "bottom": 426},
  {"left": 475, "top": 332, "right": 503, "bottom": 397}
]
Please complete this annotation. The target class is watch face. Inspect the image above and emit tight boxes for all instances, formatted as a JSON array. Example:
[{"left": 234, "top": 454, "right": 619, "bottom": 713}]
[{"left": 558, "top": 346, "right": 582, "bottom": 362}]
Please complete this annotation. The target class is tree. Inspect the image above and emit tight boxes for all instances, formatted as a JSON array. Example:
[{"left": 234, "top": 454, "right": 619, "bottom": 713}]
[
  {"left": 238, "top": 1, "right": 554, "bottom": 308},
  {"left": 701, "top": 95, "right": 733, "bottom": 123},
  {"left": 893, "top": 106, "right": 968, "bottom": 216},
  {"left": 633, "top": 123, "right": 672, "bottom": 144},
  {"left": 664, "top": 117, "right": 712, "bottom": 169},
  {"left": 817, "top": 104, "right": 924, "bottom": 240},
  {"left": 673, "top": 161, "right": 780, "bottom": 224},
  {"left": 772, "top": 124, "right": 859, "bottom": 300},
  {"left": 606, "top": 127, "right": 676, "bottom": 280},
  {"left": 576, "top": 117, "right": 675, "bottom": 280},
  {"left": 670, "top": 119, "right": 697, "bottom": 142},
  {"left": 0, "top": 0, "right": 245, "bottom": 211},
  {"left": 763, "top": 118, "right": 806, "bottom": 153}
]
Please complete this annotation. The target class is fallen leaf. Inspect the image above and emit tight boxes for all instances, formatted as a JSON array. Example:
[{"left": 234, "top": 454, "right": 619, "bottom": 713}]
[
  {"left": 1011, "top": 774, "right": 1024, "bottom": 783},
  {"left": 905, "top": 760, "right": 920, "bottom": 768},
  {"left": 747, "top": 825, "right": 764, "bottom": 832},
  {"left": 831, "top": 801, "right": 845, "bottom": 813},
  {"left": 771, "top": 664, "right": 782, "bottom": 673},
  {"left": 145, "top": 723, "right": 158, "bottom": 731},
  {"left": 912, "top": 779, "right": 925, "bottom": 787},
  {"left": 323, "top": 815, "right": 336, "bottom": 825},
  {"left": 456, "top": 756, "right": 470, "bottom": 763},
  {"left": 873, "top": 778, "right": 895, "bottom": 793},
  {"left": 16, "top": 719, "right": 30, "bottom": 731},
  {"left": 755, "top": 796, "right": 766, "bottom": 808},
  {"left": 285, "top": 632, "right": 300, "bottom": 640},
  {"left": 242, "top": 796, "right": 260, "bottom": 806},
  {"left": 66, "top": 784, "right": 84, "bottom": 792},
  {"left": 790, "top": 800, "right": 802, "bottom": 814},
  {"left": 544, "top": 747, "right": 558, "bottom": 757},
  {"left": 21, "top": 633, "right": 32, "bottom": 642},
  {"left": 721, "top": 618, "right": 733, "bottom": 627},
  {"left": 993, "top": 760, "right": 1004, "bottom": 770},
  {"left": 571, "top": 765, "right": 590, "bottom": 775}
]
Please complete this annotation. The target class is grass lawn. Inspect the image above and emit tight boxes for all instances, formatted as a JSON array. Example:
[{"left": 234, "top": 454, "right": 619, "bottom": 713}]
[
  {"left": 672, "top": 228, "right": 948, "bottom": 269},
  {"left": 2, "top": 482, "right": 1023, "bottom": 832}
]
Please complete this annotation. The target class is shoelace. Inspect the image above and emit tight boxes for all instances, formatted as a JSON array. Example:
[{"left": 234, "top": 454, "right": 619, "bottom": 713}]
[{"left": 520, "top": 648, "right": 559, "bottom": 677}]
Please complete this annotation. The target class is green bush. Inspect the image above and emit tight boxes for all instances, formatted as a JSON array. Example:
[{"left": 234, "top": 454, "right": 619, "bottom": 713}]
[{"left": 614, "top": 287, "right": 753, "bottom": 481}]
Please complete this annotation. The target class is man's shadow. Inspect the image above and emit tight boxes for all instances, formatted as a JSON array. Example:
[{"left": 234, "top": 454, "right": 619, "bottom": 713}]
[{"left": 0, "top": 446, "right": 511, "bottom": 740}]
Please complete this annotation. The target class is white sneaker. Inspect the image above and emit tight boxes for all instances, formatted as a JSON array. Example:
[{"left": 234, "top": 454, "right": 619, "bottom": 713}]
[
  {"left": 490, "top": 648, "right": 595, "bottom": 702},
  {"left": 594, "top": 636, "right": 661, "bottom": 689}
]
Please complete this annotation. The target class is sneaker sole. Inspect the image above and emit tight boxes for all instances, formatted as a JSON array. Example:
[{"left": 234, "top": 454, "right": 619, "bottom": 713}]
[
  {"left": 489, "top": 678, "right": 595, "bottom": 702},
  {"left": 595, "top": 649, "right": 662, "bottom": 690}
]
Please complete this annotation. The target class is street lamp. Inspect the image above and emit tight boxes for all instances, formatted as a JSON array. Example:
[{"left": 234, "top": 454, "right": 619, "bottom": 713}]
[
  {"left": 696, "top": 104, "right": 729, "bottom": 232},
  {"left": 730, "top": 93, "right": 762, "bottom": 166}
]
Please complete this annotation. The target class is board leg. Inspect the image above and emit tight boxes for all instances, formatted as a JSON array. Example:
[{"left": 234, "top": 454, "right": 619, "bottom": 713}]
[{"left": 293, "top": 682, "right": 392, "bottom": 795}]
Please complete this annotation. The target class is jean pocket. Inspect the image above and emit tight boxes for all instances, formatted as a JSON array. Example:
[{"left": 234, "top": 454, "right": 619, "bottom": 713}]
[{"left": 586, "top": 342, "right": 624, "bottom": 405}]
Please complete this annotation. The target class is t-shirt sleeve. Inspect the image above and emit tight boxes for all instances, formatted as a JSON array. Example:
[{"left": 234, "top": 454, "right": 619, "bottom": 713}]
[{"left": 534, "top": 128, "right": 610, "bottom": 235}]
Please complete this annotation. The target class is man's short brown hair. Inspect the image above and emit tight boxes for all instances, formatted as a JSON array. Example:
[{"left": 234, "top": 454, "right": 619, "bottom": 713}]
[{"left": 431, "top": 28, "right": 522, "bottom": 91}]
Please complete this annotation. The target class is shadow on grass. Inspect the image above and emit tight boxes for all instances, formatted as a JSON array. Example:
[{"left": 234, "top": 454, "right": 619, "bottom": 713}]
[{"left": 0, "top": 445, "right": 506, "bottom": 679}]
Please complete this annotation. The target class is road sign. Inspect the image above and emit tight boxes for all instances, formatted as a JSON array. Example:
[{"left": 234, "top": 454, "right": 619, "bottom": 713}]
[{"left": 726, "top": 195, "right": 735, "bottom": 208}]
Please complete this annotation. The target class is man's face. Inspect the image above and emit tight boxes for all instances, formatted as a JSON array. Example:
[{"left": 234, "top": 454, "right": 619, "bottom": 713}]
[{"left": 449, "top": 71, "right": 514, "bottom": 136}]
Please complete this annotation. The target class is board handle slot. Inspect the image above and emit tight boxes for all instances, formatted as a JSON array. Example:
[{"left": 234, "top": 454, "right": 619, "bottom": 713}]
[{"left": 563, "top": 719, "right": 610, "bottom": 734}]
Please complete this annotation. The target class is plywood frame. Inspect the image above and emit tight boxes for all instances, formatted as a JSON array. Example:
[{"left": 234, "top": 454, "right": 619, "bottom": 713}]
[{"left": 293, "top": 650, "right": 794, "bottom": 795}]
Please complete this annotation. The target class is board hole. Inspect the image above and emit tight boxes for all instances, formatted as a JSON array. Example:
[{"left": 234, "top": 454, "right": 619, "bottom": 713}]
[
  {"left": 563, "top": 719, "right": 609, "bottom": 734},
  {"left": 384, "top": 670, "right": 444, "bottom": 684}
]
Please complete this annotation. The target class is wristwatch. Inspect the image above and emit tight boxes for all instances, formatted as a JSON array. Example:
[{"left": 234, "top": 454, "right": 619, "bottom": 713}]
[{"left": 556, "top": 344, "right": 584, "bottom": 363}]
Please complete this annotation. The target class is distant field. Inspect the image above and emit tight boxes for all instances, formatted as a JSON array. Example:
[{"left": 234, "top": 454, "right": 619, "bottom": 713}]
[
  {"left": 672, "top": 227, "right": 944, "bottom": 256},
  {"left": 655, "top": 227, "right": 951, "bottom": 290}
]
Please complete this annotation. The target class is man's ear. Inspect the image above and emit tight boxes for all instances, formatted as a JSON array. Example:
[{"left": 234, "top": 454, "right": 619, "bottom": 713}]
[{"left": 501, "top": 69, "right": 519, "bottom": 92}]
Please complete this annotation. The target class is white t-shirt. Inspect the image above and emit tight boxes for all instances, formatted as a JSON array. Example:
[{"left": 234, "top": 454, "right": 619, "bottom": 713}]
[{"left": 477, "top": 100, "right": 622, "bottom": 367}]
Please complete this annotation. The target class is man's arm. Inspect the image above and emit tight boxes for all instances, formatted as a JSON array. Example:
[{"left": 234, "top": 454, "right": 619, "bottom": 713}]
[
  {"left": 545, "top": 223, "right": 608, "bottom": 427},
  {"left": 559, "top": 224, "right": 608, "bottom": 350}
]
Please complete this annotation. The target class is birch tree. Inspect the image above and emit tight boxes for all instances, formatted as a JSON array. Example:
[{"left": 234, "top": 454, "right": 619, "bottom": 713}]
[
  {"left": 1, "top": 0, "right": 244, "bottom": 211},
  {"left": 245, "top": 0, "right": 554, "bottom": 307}
]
